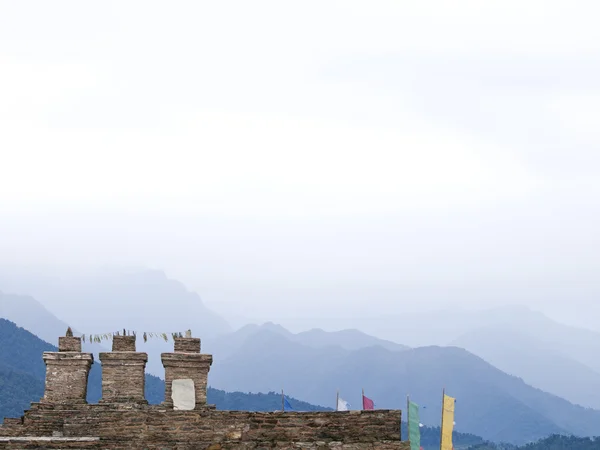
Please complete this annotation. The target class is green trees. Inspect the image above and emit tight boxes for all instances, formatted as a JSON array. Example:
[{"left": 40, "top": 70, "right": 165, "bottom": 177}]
[{"left": 465, "top": 434, "right": 600, "bottom": 450}]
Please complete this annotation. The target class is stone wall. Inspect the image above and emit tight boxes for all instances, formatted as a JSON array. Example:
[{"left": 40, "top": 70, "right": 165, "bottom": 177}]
[
  {"left": 0, "top": 332, "right": 409, "bottom": 449},
  {"left": 99, "top": 352, "right": 148, "bottom": 403},
  {"left": 0, "top": 404, "right": 408, "bottom": 449}
]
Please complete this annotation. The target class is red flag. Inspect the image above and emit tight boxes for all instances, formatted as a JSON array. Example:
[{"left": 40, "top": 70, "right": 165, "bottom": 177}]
[{"left": 362, "top": 394, "right": 375, "bottom": 410}]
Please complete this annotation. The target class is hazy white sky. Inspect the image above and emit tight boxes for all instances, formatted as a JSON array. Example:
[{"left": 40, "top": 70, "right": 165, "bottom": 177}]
[{"left": 1, "top": 1, "right": 600, "bottom": 330}]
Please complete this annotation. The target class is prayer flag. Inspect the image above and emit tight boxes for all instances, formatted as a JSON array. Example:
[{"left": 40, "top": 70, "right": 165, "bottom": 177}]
[
  {"left": 407, "top": 400, "right": 421, "bottom": 450},
  {"left": 440, "top": 394, "right": 455, "bottom": 450},
  {"left": 283, "top": 397, "right": 294, "bottom": 411},
  {"left": 362, "top": 394, "right": 375, "bottom": 410},
  {"left": 337, "top": 397, "right": 350, "bottom": 411}
]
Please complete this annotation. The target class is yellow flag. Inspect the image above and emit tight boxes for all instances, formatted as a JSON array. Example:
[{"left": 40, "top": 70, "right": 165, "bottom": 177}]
[{"left": 440, "top": 394, "right": 455, "bottom": 450}]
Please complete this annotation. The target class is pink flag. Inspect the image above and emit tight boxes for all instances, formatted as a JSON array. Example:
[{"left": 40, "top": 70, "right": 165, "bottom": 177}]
[{"left": 362, "top": 394, "right": 375, "bottom": 410}]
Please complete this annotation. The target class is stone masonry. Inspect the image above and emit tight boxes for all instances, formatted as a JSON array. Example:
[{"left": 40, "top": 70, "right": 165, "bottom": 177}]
[
  {"left": 162, "top": 337, "right": 213, "bottom": 408},
  {"left": 0, "top": 331, "right": 410, "bottom": 449},
  {"left": 99, "top": 335, "right": 148, "bottom": 404},
  {"left": 41, "top": 335, "right": 93, "bottom": 404}
]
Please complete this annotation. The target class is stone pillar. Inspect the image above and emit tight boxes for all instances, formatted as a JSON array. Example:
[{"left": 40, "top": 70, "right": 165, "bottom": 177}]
[
  {"left": 161, "top": 337, "right": 213, "bottom": 409},
  {"left": 99, "top": 335, "right": 148, "bottom": 404},
  {"left": 41, "top": 335, "right": 94, "bottom": 404}
]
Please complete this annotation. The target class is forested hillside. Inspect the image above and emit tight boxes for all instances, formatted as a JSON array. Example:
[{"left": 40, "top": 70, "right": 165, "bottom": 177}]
[{"left": 466, "top": 434, "right": 600, "bottom": 450}]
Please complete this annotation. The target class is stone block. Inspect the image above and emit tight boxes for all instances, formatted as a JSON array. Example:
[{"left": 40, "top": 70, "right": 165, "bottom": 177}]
[
  {"left": 174, "top": 337, "right": 201, "bottom": 353},
  {"left": 111, "top": 336, "right": 136, "bottom": 352},
  {"left": 58, "top": 337, "right": 82, "bottom": 352},
  {"left": 99, "top": 352, "right": 147, "bottom": 403}
]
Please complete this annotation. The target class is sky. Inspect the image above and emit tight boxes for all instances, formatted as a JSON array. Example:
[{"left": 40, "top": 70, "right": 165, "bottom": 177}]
[{"left": 1, "top": 1, "right": 600, "bottom": 331}]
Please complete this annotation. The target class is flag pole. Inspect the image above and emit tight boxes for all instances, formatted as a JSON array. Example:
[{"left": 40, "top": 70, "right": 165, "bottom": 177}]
[
  {"left": 336, "top": 390, "right": 339, "bottom": 412},
  {"left": 406, "top": 394, "right": 410, "bottom": 442},
  {"left": 361, "top": 388, "right": 364, "bottom": 411},
  {"left": 281, "top": 389, "right": 284, "bottom": 412},
  {"left": 439, "top": 388, "right": 445, "bottom": 450}
]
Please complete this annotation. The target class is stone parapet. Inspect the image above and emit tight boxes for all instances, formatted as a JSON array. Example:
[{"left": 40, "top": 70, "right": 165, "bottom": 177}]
[
  {"left": 41, "top": 352, "right": 94, "bottom": 404},
  {"left": 1, "top": 406, "right": 407, "bottom": 449},
  {"left": 0, "top": 439, "right": 409, "bottom": 450},
  {"left": 98, "top": 352, "right": 147, "bottom": 404}
]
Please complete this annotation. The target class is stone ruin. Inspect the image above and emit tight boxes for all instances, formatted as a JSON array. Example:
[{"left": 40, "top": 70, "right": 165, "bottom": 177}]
[{"left": 0, "top": 332, "right": 409, "bottom": 449}]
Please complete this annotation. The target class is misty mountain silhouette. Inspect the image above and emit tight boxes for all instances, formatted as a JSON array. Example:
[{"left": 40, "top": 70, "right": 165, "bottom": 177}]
[
  {"left": 208, "top": 327, "right": 600, "bottom": 445},
  {"left": 4, "top": 277, "right": 600, "bottom": 445},
  {"left": 203, "top": 322, "right": 408, "bottom": 360},
  {"left": 0, "top": 269, "right": 232, "bottom": 375},
  {"left": 451, "top": 325, "right": 600, "bottom": 410}
]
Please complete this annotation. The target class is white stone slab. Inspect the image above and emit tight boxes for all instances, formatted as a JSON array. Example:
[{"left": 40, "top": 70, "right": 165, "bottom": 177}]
[{"left": 172, "top": 378, "right": 196, "bottom": 410}]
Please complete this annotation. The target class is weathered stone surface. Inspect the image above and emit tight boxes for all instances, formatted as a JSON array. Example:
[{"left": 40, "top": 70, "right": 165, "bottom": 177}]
[
  {"left": 112, "top": 336, "right": 136, "bottom": 352},
  {"left": 172, "top": 379, "right": 196, "bottom": 410},
  {"left": 41, "top": 352, "right": 93, "bottom": 404},
  {"left": 174, "top": 337, "right": 201, "bottom": 353},
  {"left": 162, "top": 353, "right": 212, "bottom": 408},
  {"left": 58, "top": 337, "right": 82, "bottom": 352},
  {"left": 99, "top": 352, "right": 147, "bottom": 403},
  {"left": 0, "top": 406, "right": 408, "bottom": 448}
]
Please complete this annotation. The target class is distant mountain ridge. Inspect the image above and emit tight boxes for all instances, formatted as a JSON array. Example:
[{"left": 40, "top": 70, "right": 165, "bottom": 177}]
[
  {"left": 207, "top": 327, "right": 600, "bottom": 445},
  {"left": 4, "top": 269, "right": 600, "bottom": 445},
  {"left": 0, "top": 291, "right": 109, "bottom": 356},
  {"left": 203, "top": 322, "right": 408, "bottom": 360},
  {"left": 357, "top": 305, "right": 600, "bottom": 411},
  {"left": 0, "top": 269, "right": 232, "bottom": 375},
  {"left": 451, "top": 326, "right": 600, "bottom": 410},
  {"left": 0, "top": 267, "right": 231, "bottom": 335}
]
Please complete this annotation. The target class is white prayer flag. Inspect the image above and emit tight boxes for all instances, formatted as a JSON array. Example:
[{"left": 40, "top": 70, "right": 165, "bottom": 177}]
[{"left": 337, "top": 397, "right": 350, "bottom": 411}]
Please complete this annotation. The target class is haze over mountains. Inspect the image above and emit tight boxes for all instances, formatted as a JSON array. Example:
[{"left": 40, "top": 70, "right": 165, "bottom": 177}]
[
  {"left": 208, "top": 325, "right": 600, "bottom": 444},
  {"left": 0, "top": 267, "right": 231, "bottom": 337},
  {"left": 451, "top": 326, "right": 600, "bottom": 410},
  {"left": 0, "top": 268, "right": 231, "bottom": 375},
  {"left": 2, "top": 267, "right": 600, "bottom": 444}
]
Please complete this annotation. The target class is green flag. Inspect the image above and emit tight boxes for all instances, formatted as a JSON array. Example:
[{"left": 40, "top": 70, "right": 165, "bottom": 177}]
[{"left": 408, "top": 400, "right": 421, "bottom": 450}]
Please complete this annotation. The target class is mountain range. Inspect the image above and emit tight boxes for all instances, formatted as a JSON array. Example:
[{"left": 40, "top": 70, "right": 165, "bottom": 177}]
[
  {"left": 0, "top": 268, "right": 231, "bottom": 375},
  {"left": 206, "top": 324, "right": 600, "bottom": 444},
  {"left": 353, "top": 306, "right": 600, "bottom": 411},
  {"left": 451, "top": 326, "right": 600, "bottom": 411},
  {"left": 4, "top": 318, "right": 600, "bottom": 449},
  {"left": 3, "top": 269, "right": 600, "bottom": 444}
]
